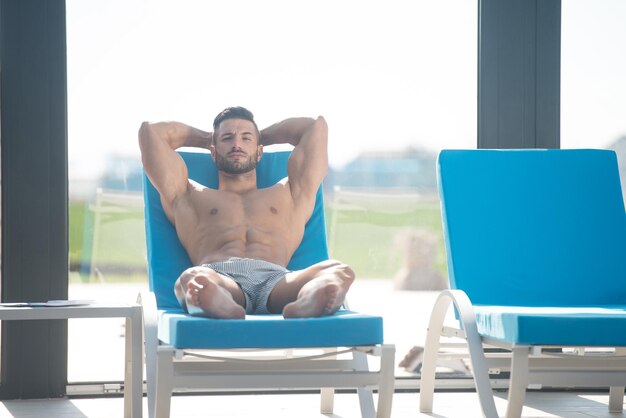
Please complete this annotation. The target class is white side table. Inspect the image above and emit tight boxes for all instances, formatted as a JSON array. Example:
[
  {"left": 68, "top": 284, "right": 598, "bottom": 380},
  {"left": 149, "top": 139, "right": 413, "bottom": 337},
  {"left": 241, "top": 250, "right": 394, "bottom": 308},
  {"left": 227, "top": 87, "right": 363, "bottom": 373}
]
[{"left": 0, "top": 302, "right": 143, "bottom": 418}]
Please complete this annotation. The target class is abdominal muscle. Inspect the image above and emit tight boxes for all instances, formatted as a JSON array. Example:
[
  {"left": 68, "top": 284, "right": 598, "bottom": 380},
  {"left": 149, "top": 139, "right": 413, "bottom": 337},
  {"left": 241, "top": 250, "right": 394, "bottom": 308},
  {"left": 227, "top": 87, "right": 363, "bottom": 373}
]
[
  {"left": 189, "top": 225, "right": 295, "bottom": 267},
  {"left": 171, "top": 186, "right": 305, "bottom": 267}
]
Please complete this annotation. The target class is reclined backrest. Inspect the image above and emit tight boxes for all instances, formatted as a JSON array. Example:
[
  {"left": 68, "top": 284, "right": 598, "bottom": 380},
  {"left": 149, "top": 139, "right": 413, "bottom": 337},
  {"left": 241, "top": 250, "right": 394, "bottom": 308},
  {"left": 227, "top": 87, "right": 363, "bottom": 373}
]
[
  {"left": 438, "top": 149, "right": 626, "bottom": 307},
  {"left": 143, "top": 151, "right": 329, "bottom": 309}
]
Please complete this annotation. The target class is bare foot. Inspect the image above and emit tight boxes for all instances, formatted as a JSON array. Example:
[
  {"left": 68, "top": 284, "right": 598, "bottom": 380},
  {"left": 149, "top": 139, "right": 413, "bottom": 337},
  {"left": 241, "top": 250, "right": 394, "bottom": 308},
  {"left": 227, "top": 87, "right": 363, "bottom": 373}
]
[
  {"left": 282, "top": 275, "right": 353, "bottom": 318},
  {"left": 185, "top": 276, "right": 245, "bottom": 319}
]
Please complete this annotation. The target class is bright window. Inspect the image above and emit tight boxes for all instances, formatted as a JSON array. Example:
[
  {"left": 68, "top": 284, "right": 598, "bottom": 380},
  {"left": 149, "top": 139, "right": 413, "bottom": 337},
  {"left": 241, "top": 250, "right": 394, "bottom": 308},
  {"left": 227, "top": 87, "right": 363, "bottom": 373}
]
[
  {"left": 66, "top": 0, "right": 476, "bottom": 383},
  {"left": 561, "top": 0, "right": 626, "bottom": 176}
]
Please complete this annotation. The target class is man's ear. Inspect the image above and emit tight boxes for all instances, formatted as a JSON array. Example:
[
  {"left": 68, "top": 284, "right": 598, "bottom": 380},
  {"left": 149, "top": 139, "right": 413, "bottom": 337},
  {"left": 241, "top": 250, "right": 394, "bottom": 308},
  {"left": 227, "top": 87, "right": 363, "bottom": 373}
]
[
  {"left": 257, "top": 144, "right": 263, "bottom": 162},
  {"left": 209, "top": 144, "right": 216, "bottom": 161}
]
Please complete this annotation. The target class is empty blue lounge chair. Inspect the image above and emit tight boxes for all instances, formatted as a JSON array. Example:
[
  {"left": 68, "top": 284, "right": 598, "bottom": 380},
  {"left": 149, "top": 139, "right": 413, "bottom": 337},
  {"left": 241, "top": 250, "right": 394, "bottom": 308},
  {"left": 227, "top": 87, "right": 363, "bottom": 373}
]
[{"left": 420, "top": 149, "right": 626, "bottom": 418}]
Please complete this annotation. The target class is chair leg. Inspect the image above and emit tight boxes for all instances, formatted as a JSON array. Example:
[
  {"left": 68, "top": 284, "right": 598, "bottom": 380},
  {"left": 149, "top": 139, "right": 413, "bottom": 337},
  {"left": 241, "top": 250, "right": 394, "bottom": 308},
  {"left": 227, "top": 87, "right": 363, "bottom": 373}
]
[
  {"left": 609, "top": 386, "right": 624, "bottom": 412},
  {"left": 353, "top": 350, "right": 376, "bottom": 418},
  {"left": 124, "top": 314, "right": 143, "bottom": 418},
  {"left": 609, "top": 348, "right": 626, "bottom": 412},
  {"left": 375, "top": 344, "right": 395, "bottom": 418},
  {"left": 505, "top": 346, "right": 530, "bottom": 418},
  {"left": 155, "top": 348, "right": 174, "bottom": 418},
  {"left": 320, "top": 347, "right": 336, "bottom": 414},
  {"left": 124, "top": 317, "right": 132, "bottom": 418},
  {"left": 146, "top": 344, "right": 157, "bottom": 418},
  {"left": 138, "top": 292, "right": 159, "bottom": 418},
  {"left": 320, "top": 388, "right": 335, "bottom": 414},
  {"left": 421, "top": 290, "right": 499, "bottom": 418},
  {"left": 419, "top": 293, "right": 449, "bottom": 413},
  {"left": 358, "top": 388, "right": 376, "bottom": 418}
]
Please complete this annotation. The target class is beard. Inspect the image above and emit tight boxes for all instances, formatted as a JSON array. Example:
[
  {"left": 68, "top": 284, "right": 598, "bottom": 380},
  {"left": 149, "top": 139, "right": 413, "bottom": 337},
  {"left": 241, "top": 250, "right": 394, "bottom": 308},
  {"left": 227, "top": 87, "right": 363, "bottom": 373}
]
[{"left": 214, "top": 149, "right": 259, "bottom": 174}]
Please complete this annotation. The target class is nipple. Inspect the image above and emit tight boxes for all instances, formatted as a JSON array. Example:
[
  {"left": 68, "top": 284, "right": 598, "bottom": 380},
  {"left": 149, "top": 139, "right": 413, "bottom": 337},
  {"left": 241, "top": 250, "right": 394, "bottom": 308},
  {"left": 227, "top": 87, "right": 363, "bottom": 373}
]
[
  {"left": 270, "top": 206, "right": 278, "bottom": 214},
  {"left": 210, "top": 208, "right": 218, "bottom": 215}
]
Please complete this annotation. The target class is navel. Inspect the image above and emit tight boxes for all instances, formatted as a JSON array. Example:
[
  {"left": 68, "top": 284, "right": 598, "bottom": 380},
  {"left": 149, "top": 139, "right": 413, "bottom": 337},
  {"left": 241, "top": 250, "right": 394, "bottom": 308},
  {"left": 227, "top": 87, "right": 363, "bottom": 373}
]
[
  {"left": 270, "top": 206, "right": 278, "bottom": 214},
  {"left": 210, "top": 208, "right": 218, "bottom": 215}
]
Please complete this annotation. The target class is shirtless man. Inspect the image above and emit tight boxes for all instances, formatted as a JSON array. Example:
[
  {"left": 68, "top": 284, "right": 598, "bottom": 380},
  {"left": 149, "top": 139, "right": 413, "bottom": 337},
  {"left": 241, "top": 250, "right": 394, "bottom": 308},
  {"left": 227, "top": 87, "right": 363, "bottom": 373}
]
[{"left": 139, "top": 106, "right": 354, "bottom": 319}]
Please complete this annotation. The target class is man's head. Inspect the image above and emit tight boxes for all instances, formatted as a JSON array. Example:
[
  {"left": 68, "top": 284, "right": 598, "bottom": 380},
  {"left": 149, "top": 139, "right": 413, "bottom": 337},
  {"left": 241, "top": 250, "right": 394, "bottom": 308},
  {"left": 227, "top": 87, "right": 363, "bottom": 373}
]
[{"left": 211, "top": 106, "right": 263, "bottom": 175}]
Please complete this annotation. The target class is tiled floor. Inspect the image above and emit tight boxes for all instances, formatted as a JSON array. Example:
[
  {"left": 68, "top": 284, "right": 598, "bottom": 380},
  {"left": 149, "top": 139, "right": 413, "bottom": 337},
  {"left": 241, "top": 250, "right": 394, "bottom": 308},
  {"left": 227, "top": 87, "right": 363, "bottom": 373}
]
[{"left": 1, "top": 391, "right": 625, "bottom": 417}]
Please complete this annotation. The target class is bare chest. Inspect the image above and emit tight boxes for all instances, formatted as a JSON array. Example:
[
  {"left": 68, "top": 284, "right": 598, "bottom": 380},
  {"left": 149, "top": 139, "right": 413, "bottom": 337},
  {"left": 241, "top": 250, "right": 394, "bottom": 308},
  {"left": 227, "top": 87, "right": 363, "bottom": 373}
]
[
  {"left": 177, "top": 185, "right": 294, "bottom": 237},
  {"left": 195, "top": 188, "right": 289, "bottom": 226}
]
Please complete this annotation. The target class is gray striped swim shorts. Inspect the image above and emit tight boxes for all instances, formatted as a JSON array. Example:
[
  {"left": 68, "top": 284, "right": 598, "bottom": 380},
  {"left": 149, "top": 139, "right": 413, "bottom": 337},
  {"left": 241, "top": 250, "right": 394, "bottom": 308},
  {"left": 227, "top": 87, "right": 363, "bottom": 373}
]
[{"left": 201, "top": 257, "right": 290, "bottom": 315}]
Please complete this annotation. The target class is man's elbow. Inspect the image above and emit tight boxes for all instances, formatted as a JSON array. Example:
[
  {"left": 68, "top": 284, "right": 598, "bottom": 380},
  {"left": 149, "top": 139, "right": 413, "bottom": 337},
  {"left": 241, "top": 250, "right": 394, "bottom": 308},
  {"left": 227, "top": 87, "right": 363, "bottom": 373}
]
[
  {"left": 312, "top": 116, "right": 328, "bottom": 137},
  {"left": 139, "top": 121, "right": 151, "bottom": 136},
  {"left": 138, "top": 121, "right": 154, "bottom": 147}
]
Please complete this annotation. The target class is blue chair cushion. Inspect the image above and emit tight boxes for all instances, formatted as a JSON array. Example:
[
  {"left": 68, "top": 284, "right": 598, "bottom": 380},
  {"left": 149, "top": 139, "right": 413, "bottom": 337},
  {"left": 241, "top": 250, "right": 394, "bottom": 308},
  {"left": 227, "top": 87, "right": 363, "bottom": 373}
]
[
  {"left": 438, "top": 149, "right": 626, "bottom": 307},
  {"left": 158, "top": 308, "right": 384, "bottom": 349},
  {"left": 143, "top": 151, "right": 329, "bottom": 309},
  {"left": 474, "top": 305, "right": 626, "bottom": 346}
]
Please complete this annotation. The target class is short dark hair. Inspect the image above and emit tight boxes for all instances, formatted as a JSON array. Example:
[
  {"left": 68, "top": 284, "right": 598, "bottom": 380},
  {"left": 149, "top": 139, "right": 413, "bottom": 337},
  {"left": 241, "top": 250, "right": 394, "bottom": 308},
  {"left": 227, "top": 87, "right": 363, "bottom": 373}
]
[{"left": 212, "top": 106, "right": 261, "bottom": 145}]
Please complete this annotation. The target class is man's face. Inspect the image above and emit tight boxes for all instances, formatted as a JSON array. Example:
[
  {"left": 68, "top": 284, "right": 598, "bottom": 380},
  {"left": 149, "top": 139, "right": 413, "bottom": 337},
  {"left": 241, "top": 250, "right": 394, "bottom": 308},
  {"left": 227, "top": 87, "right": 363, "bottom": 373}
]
[{"left": 211, "top": 118, "right": 262, "bottom": 175}]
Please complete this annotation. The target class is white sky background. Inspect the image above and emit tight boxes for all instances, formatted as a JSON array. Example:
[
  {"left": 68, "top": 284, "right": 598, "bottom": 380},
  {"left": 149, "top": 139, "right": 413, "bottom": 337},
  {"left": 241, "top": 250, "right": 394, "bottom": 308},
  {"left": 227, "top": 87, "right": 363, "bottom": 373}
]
[
  {"left": 561, "top": 0, "right": 626, "bottom": 149},
  {"left": 66, "top": 0, "right": 477, "bottom": 178},
  {"left": 67, "top": 0, "right": 626, "bottom": 180}
]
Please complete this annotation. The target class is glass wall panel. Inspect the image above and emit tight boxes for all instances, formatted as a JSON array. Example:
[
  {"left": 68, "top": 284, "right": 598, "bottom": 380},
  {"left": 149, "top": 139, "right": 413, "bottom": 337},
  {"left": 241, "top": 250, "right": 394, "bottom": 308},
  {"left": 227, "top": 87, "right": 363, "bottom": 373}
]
[
  {"left": 67, "top": 0, "right": 476, "bottom": 383},
  {"left": 561, "top": 0, "right": 626, "bottom": 203}
]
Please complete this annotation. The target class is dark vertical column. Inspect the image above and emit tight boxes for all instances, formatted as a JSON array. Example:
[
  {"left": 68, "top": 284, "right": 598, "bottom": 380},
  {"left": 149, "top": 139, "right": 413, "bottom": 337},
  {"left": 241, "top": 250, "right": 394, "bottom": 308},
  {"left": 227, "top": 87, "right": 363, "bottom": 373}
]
[
  {"left": 478, "top": 0, "right": 560, "bottom": 149},
  {"left": 0, "top": 0, "right": 68, "bottom": 398}
]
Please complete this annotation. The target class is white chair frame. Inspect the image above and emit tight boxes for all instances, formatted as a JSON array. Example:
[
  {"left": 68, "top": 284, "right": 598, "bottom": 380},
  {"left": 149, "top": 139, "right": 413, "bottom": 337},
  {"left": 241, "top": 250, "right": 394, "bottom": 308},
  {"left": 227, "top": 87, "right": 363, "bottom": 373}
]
[{"left": 420, "top": 289, "right": 626, "bottom": 418}]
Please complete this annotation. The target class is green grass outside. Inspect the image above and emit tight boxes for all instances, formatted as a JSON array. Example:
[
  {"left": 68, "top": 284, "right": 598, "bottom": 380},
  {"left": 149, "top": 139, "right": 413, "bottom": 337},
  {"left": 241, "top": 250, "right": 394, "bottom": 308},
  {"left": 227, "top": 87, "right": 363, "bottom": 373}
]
[
  {"left": 69, "top": 199, "right": 147, "bottom": 283},
  {"left": 69, "top": 200, "right": 86, "bottom": 266},
  {"left": 324, "top": 197, "right": 446, "bottom": 279},
  {"left": 69, "top": 193, "right": 447, "bottom": 283}
]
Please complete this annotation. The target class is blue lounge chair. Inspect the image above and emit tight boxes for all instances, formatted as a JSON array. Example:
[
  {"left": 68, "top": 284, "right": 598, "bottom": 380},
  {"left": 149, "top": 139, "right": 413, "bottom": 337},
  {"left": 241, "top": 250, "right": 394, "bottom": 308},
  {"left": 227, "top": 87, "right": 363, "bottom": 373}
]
[
  {"left": 140, "top": 150, "right": 395, "bottom": 418},
  {"left": 419, "top": 149, "right": 626, "bottom": 418}
]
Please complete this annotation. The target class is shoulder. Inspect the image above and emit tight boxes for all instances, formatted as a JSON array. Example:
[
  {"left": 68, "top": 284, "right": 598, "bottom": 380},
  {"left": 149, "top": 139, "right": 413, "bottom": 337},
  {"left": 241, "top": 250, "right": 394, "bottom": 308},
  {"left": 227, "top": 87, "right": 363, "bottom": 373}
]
[
  {"left": 247, "top": 180, "right": 294, "bottom": 209},
  {"left": 170, "top": 179, "right": 214, "bottom": 210},
  {"left": 188, "top": 178, "right": 208, "bottom": 192},
  {"left": 257, "top": 179, "right": 291, "bottom": 199}
]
